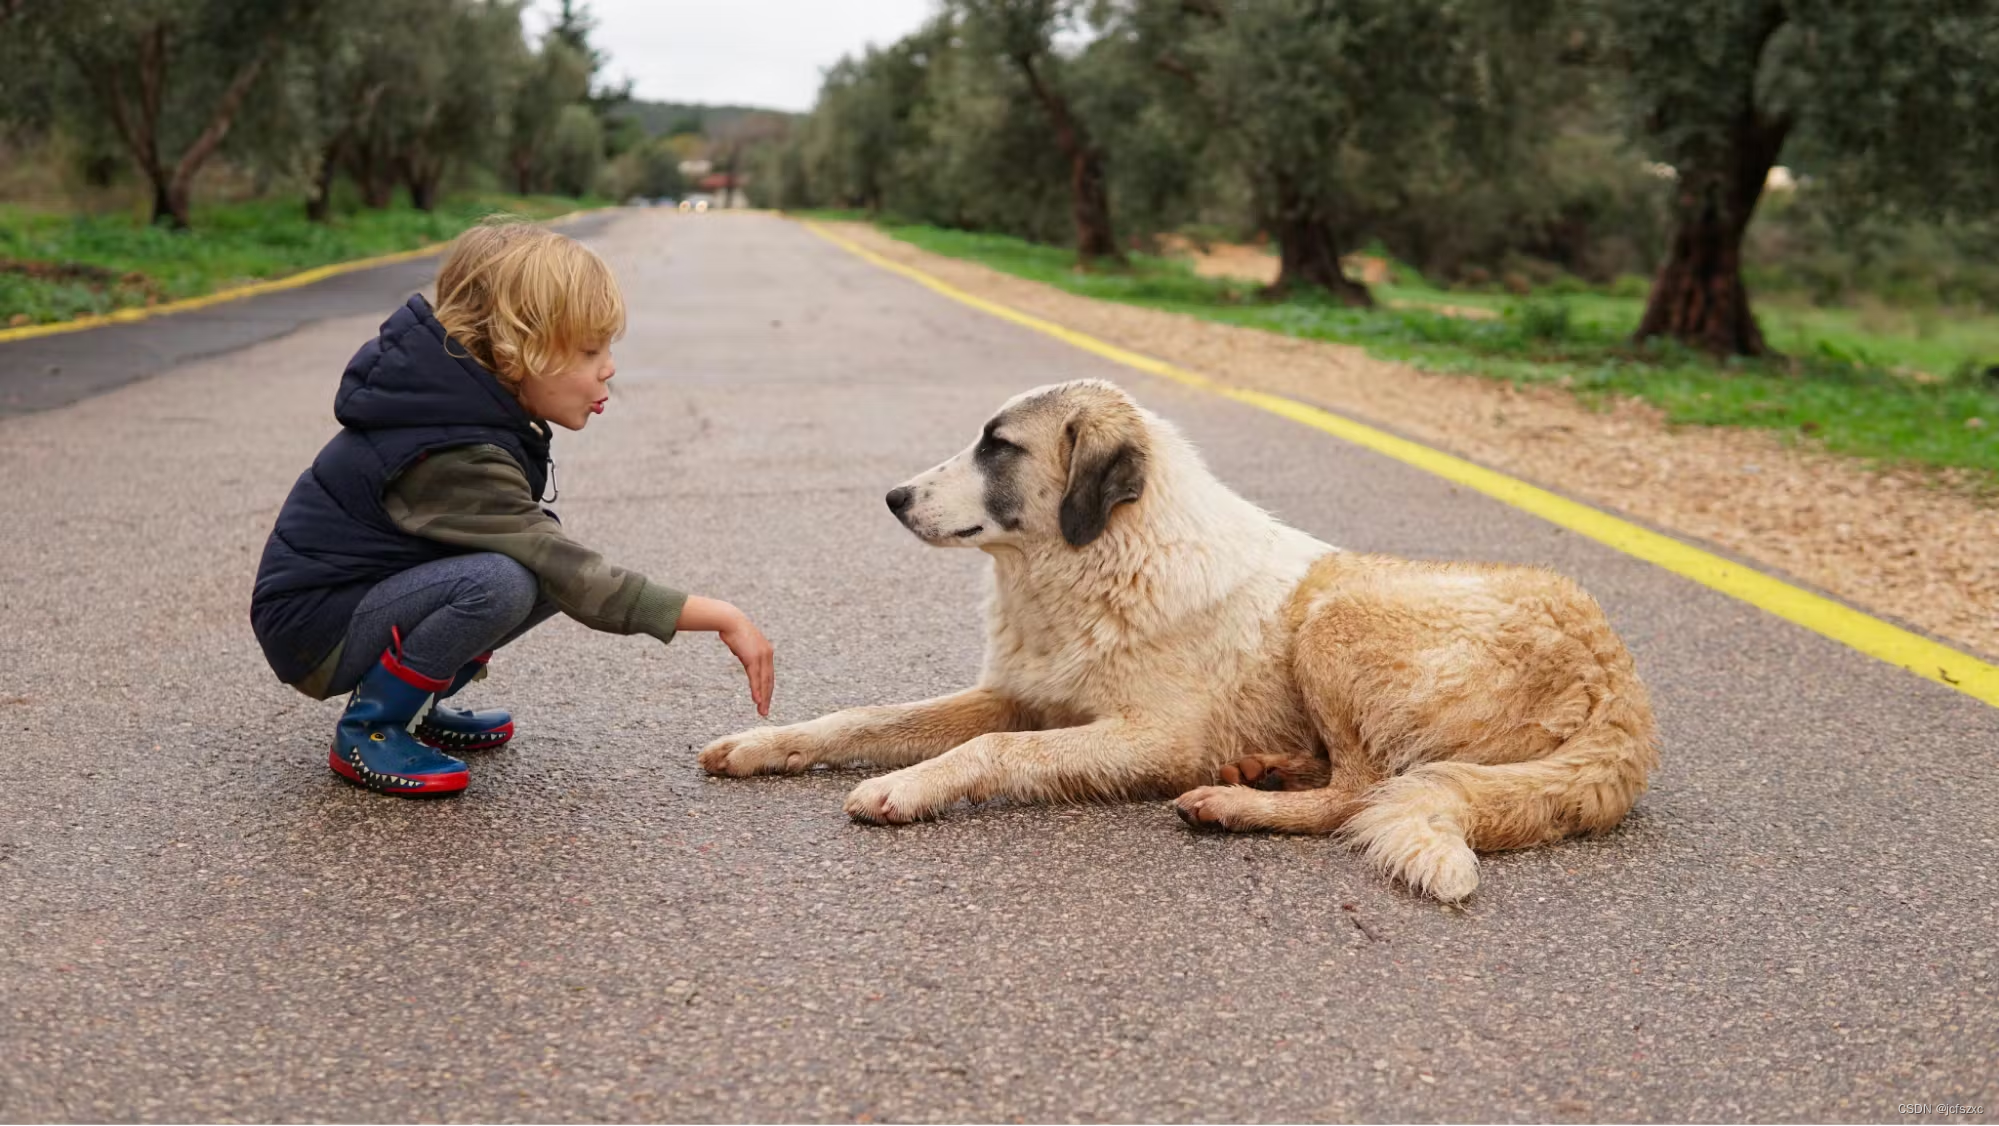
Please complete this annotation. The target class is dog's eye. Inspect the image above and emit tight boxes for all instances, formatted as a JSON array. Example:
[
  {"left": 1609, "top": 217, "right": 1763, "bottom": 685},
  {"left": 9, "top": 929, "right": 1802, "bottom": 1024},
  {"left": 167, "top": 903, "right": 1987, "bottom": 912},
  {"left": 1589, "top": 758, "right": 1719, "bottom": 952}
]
[{"left": 979, "top": 435, "right": 1018, "bottom": 457}]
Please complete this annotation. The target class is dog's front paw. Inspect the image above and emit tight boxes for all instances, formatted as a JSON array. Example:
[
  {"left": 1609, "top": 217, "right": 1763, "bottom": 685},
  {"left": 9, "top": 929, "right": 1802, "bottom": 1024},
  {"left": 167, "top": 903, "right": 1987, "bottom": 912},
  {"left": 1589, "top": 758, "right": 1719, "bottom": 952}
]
[
  {"left": 844, "top": 773, "right": 935, "bottom": 825},
  {"left": 1173, "top": 785, "right": 1265, "bottom": 832},
  {"left": 698, "top": 726, "right": 816, "bottom": 777}
]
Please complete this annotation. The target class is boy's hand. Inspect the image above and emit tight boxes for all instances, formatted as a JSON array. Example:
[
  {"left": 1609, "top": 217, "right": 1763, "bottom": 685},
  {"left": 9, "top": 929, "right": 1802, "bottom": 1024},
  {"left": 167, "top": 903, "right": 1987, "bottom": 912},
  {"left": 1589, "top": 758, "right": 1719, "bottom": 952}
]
[
  {"left": 678, "top": 595, "right": 774, "bottom": 716},
  {"left": 720, "top": 613, "right": 774, "bottom": 716}
]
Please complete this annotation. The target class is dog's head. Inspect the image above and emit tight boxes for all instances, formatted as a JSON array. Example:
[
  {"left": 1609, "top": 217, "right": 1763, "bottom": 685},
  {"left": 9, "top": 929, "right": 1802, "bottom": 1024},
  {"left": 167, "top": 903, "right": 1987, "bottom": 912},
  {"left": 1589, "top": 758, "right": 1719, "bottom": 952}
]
[{"left": 887, "top": 380, "right": 1151, "bottom": 550}]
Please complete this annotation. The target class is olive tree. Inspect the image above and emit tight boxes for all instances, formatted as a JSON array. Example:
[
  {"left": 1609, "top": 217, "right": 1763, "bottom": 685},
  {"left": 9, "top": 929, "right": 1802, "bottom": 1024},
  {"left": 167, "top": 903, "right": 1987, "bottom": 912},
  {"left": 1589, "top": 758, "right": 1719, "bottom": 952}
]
[
  {"left": 389, "top": 0, "right": 527, "bottom": 210},
  {"left": 7, "top": 0, "right": 316, "bottom": 227},
  {"left": 954, "top": 0, "right": 1123, "bottom": 265},
  {"left": 1602, "top": 0, "right": 1999, "bottom": 355},
  {"left": 802, "top": 32, "right": 939, "bottom": 213},
  {"left": 1163, "top": 0, "right": 1541, "bottom": 302},
  {"left": 507, "top": 37, "right": 593, "bottom": 194}
]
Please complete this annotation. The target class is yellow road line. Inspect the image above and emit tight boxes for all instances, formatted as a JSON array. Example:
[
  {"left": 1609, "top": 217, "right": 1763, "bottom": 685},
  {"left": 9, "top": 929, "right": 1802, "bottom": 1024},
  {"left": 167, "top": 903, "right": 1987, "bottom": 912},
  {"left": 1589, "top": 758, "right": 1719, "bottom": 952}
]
[
  {"left": 803, "top": 220, "right": 1999, "bottom": 709},
  {"left": 0, "top": 207, "right": 603, "bottom": 345}
]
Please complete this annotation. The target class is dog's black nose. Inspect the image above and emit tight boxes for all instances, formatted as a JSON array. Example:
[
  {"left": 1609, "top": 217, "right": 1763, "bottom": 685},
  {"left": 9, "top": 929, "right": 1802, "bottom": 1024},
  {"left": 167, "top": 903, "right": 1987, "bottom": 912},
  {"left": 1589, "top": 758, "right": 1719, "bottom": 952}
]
[{"left": 886, "top": 487, "right": 913, "bottom": 515}]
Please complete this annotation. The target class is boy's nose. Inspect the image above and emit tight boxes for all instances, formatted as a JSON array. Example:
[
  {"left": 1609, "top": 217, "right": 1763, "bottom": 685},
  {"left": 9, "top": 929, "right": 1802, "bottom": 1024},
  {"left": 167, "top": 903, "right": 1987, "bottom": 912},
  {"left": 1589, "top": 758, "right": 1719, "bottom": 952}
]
[{"left": 886, "top": 487, "right": 913, "bottom": 516}]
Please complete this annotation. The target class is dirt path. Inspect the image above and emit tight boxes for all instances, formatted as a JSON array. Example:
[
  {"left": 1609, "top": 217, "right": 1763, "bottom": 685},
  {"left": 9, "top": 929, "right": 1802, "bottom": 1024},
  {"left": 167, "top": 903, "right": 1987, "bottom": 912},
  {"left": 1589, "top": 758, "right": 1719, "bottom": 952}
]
[{"left": 831, "top": 221, "right": 1998, "bottom": 661}]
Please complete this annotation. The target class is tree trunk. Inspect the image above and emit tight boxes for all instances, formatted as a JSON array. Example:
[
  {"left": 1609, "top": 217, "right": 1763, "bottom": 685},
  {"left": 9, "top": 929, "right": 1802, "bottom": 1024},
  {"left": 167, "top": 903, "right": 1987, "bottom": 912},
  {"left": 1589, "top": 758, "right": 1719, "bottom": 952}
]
[
  {"left": 72, "top": 28, "right": 172, "bottom": 227},
  {"left": 309, "top": 84, "right": 383, "bottom": 222},
  {"left": 152, "top": 180, "right": 190, "bottom": 230},
  {"left": 1634, "top": 197, "right": 1765, "bottom": 356},
  {"left": 1068, "top": 148, "right": 1120, "bottom": 265},
  {"left": 1014, "top": 53, "right": 1124, "bottom": 268},
  {"left": 403, "top": 153, "right": 443, "bottom": 212},
  {"left": 1634, "top": 2, "right": 1792, "bottom": 357},
  {"left": 1634, "top": 108, "right": 1789, "bottom": 356},
  {"left": 408, "top": 173, "right": 439, "bottom": 212},
  {"left": 163, "top": 36, "right": 273, "bottom": 214},
  {"left": 305, "top": 139, "right": 342, "bottom": 223},
  {"left": 349, "top": 143, "right": 395, "bottom": 209},
  {"left": 1266, "top": 178, "right": 1371, "bottom": 305}
]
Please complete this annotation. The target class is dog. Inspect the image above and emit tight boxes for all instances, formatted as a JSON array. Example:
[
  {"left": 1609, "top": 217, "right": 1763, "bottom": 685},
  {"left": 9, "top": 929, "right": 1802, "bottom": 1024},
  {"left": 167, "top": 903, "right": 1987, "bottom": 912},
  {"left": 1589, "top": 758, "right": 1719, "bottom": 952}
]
[{"left": 699, "top": 379, "right": 1658, "bottom": 901}]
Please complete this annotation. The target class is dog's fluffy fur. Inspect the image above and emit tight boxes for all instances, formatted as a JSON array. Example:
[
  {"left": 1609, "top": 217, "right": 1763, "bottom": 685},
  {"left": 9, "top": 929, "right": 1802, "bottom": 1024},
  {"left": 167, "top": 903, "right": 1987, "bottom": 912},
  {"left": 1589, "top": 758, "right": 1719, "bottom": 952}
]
[{"left": 700, "top": 380, "right": 1658, "bottom": 901}]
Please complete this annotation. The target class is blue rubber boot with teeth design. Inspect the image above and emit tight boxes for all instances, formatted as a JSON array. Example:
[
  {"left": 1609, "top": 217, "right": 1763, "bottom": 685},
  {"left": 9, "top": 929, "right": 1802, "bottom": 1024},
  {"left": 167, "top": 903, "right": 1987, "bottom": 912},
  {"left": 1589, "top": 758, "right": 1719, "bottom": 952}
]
[
  {"left": 415, "top": 652, "right": 514, "bottom": 753},
  {"left": 328, "top": 644, "right": 469, "bottom": 796}
]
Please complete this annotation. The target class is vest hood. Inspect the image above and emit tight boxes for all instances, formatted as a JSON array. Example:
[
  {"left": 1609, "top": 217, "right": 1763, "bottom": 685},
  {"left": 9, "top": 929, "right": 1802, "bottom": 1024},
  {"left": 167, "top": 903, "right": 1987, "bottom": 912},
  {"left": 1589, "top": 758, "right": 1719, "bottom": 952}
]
[
  {"left": 335, "top": 293, "right": 541, "bottom": 436},
  {"left": 252, "top": 293, "right": 555, "bottom": 686}
]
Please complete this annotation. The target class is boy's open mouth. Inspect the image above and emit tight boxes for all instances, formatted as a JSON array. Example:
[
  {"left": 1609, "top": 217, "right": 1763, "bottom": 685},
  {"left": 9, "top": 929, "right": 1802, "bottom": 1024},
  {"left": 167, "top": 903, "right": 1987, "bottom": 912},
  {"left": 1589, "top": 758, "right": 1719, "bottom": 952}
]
[{"left": 590, "top": 398, "right": 608, "bottom": 415}]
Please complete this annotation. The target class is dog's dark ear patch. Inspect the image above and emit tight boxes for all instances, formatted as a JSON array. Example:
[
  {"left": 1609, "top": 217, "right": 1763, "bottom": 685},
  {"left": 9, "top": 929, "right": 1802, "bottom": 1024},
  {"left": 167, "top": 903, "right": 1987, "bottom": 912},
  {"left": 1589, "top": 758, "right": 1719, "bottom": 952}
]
[{"left": 1060, "top": 417, "right": 1148, "bottom": 547}]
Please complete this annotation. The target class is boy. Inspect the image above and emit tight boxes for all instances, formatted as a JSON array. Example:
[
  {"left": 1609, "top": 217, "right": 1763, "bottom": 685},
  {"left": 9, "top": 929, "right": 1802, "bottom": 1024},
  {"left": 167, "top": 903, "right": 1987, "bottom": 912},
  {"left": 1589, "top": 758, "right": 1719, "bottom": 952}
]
[{"left": 251, "top": 220, "right": 771, "bottom": 796}]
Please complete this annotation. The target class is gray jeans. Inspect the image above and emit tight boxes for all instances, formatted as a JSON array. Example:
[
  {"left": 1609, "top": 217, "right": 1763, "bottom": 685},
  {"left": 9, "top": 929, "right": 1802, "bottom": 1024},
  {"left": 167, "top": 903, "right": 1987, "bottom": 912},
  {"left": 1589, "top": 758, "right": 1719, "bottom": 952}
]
[{"left": 326, "top": 553, "right": 558, "bottom": 696}]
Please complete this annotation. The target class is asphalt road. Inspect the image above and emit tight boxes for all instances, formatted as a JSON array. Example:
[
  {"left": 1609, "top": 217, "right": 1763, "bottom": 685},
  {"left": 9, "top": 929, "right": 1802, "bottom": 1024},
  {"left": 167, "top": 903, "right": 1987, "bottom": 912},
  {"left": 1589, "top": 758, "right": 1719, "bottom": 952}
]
[{"left": 1, "top": 210, "right": 1993, "bottom": 1123}]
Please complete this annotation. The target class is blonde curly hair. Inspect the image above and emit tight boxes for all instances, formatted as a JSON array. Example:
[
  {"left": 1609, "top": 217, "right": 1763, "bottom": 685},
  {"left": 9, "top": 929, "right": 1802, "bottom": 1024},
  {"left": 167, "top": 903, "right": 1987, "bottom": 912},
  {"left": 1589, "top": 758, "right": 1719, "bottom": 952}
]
[{"left": 431, "top": 218, "right": 625, "bottom": 389}]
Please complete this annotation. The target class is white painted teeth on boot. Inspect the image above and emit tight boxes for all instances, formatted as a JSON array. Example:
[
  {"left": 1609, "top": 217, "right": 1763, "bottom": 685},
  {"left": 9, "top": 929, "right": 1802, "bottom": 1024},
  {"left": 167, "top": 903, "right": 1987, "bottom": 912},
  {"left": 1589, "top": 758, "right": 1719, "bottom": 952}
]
[
  {"left": 344, "top": 746, "right": 423, "bottom": 788},
  {"left": 406, "top": 693, "right": 436, "bottom": 735}
]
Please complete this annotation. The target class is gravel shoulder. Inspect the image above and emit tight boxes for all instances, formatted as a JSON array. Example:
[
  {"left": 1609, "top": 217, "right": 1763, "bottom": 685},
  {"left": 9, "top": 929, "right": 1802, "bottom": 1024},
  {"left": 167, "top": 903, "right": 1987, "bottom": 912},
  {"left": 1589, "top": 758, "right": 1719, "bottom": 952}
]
[{"left": 828, "top": 220, "right": 1998, "bottom": 662}]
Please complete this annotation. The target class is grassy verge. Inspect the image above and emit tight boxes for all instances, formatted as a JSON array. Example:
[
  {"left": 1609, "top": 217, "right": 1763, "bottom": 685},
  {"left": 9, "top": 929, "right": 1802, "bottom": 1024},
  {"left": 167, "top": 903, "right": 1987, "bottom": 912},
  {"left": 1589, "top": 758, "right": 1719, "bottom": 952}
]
[
  {"left": 849, "top": 220, "right": 1999, "bottom": 484},
  {"left": 1370, "top": 278, "right": 1999, "bottom": 384},
  {"left": 0, "top": 194, "right": 592, "bottom": 327}
]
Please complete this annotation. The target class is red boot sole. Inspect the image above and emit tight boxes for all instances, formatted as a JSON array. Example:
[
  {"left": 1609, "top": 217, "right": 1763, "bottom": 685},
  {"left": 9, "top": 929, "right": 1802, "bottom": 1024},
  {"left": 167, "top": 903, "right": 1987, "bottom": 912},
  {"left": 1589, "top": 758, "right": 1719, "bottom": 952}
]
[{"left": 328, "top": 749, "right": 469, "bottom": 795}]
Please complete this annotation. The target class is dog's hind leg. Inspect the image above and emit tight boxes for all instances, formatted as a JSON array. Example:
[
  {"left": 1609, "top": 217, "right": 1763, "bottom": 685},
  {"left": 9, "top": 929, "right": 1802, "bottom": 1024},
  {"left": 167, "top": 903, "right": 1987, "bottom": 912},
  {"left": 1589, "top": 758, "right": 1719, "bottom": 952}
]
[
  {"left": 1172, "top": 577, "right": 1391, "bottom": 833},
  {"left": 700, "top": 687, "right": 1029, "bottom": 776},
  {"left": 1174, "top": 754, "right": 1384, "bottom": 833}
]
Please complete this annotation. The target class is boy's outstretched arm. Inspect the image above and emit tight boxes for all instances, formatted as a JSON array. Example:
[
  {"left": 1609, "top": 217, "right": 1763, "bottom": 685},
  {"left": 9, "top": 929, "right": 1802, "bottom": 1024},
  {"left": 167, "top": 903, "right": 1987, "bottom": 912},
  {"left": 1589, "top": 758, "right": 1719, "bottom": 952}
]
[
  {"left": 676, "top": 595, "right": 774, "bottom": 716},
  {"left": 384, "top": 444, "right": 773, "bottom": 714}
]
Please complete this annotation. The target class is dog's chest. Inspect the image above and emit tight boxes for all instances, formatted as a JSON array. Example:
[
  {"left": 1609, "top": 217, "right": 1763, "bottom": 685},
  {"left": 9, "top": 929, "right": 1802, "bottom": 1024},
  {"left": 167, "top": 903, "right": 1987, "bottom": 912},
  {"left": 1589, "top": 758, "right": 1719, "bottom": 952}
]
[{"left": 984, "top": 575, "right": 1299, "bottom": 718}]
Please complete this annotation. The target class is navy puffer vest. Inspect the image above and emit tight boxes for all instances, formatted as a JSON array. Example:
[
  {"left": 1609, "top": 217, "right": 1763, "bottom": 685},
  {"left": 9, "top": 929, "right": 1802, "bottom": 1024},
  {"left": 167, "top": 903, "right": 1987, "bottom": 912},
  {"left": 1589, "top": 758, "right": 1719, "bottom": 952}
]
[{"left": 250, "top": 294, "right": 551, "bottom": 684}]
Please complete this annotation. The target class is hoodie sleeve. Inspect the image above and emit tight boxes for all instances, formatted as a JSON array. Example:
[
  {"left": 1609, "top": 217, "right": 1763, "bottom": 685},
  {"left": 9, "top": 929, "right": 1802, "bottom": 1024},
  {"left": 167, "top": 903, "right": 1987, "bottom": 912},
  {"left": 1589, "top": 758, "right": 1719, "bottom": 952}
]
[{"left": 382, "top": 444, "right": 688, "bottom": 644}]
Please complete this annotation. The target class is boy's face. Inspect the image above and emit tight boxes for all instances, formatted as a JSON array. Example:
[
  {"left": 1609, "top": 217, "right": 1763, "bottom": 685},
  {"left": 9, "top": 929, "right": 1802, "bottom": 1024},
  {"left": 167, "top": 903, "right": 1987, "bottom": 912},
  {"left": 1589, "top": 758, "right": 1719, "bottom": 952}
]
[{"left": 521, "top": 341, "right": 615, "bottom": 430}]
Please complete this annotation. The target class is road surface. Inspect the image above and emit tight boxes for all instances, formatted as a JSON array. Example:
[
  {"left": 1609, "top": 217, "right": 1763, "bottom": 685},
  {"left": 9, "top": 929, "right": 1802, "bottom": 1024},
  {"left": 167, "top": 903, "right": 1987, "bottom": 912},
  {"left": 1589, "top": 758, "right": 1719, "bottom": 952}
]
[{"left": 1, "top": 209, "right": 1992, "bottom": 1122}]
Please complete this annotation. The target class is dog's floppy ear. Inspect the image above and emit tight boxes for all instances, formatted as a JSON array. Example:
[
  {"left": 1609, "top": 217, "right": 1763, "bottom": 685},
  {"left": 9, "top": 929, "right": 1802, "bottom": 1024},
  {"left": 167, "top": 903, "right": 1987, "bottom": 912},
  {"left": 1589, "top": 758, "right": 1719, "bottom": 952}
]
[{"left": 1059, "top": 409, "right": 1148, "bottom": 547}]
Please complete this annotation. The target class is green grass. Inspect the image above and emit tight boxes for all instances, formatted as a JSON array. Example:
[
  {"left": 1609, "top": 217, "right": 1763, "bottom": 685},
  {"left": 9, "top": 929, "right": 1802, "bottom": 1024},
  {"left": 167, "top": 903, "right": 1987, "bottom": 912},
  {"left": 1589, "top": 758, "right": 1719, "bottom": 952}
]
[
  {"left": 866, "top": 221, "right": 1999, "bottom": 484},
  {"left": 0, "top": 194, "right": 592, "bottom": 327},
  {"left": 1371, "top": 277, "right": 1999, "bottom": 383}
]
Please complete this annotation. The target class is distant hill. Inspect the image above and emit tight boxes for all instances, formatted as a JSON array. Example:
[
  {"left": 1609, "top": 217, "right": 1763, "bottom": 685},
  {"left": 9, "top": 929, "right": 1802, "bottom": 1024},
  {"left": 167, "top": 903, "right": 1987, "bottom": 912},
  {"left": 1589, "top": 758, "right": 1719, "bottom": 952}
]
[{"left": 614, "top": 101, "right": 800, "bottom": 138}]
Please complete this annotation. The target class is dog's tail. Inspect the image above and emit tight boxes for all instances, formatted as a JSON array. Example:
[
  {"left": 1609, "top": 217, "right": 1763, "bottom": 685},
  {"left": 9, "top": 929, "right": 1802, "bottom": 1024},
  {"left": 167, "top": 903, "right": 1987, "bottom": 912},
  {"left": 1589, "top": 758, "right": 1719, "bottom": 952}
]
[{"left": 1341, "top": 715, "right": 1658, "bottom": 903}]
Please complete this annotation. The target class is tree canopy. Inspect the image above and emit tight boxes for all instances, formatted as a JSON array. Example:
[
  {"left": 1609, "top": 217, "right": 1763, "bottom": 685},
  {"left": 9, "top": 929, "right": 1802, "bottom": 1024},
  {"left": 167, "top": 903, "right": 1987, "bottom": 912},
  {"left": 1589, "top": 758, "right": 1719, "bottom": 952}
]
[{"left": 0, "top": 0, "right": 779, "bottom": 225}]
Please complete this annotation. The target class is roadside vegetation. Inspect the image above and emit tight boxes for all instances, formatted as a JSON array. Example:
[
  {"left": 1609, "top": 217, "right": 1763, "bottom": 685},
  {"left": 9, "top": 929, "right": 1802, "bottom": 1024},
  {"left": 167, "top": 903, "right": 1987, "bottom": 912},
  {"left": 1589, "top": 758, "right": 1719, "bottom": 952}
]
[
  {"left": 769, "top": 1, "right": 1999, "bottom": 482},
  {"left": 0, "top": 195, "right": 582, "bottom": 326},
  {"left": 805, "top": 214, "right": 1999, "bottom": 480}
]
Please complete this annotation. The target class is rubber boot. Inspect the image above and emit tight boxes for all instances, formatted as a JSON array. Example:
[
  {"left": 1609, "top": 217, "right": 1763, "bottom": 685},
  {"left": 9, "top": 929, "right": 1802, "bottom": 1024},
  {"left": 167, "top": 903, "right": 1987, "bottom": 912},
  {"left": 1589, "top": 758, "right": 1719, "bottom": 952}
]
[
  {"left": 328, "top": 644, "right": 469, "bottom": 796},
  {"left": 415, "top": 652, "right": 515, "bottom": 752}
]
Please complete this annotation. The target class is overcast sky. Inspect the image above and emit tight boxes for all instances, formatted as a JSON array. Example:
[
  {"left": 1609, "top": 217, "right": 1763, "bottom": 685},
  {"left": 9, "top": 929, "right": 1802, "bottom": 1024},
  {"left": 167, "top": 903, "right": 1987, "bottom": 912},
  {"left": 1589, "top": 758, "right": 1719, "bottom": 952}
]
[{"left": 527, "top": 0, "right": 940, "bottom": 114}]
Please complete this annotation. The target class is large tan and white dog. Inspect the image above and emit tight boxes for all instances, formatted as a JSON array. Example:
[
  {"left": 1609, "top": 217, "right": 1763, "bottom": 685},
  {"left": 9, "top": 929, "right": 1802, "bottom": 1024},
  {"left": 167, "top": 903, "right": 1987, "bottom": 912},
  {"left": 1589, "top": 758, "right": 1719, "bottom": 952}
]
[{"left": 700, "top": 380, "right": 1658, "bottom": 901}]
